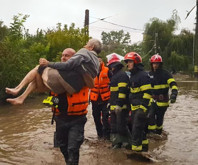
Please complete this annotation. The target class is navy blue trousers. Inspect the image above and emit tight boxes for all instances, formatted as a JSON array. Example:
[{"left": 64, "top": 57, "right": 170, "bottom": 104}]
[{"left": 55, "top": 115, "right": 87, "bottom": 165}]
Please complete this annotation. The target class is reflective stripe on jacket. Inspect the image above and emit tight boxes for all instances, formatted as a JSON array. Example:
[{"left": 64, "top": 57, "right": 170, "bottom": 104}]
[
  {"left": 129, "top": 68, "right": 152, "bottom": 112},
  {"left": 109, "top": 69, "right": 129, "bottom": 110},
  {"left": 149, "top": 69, "right": 178, "bottom": 107},
  {"left": 51, "top": 87, "right": 89, "bottom": 116},
  {"left": 90, "top": 62, "right": 110, "bottom": 101}
]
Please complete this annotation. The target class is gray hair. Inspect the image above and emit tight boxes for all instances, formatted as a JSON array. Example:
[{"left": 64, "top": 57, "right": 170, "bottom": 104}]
[{"left": 87, "top": 38, "right": 102, "bottom": 54}]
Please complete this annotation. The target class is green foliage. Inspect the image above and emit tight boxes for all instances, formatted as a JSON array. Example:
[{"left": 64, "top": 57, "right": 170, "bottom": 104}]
[
  {"left": 0, "top": 40, "right": 26, "bottom": 102},
  {"left": 143, "top": 17, "right": 176, "bottom": 56},
  {"left": 9, "top": 13, "right": 29, "bottom": 40},
  {"left": 100, "top": 30, "right": 132, "bottom": 63},
  {"left": 142, "top": 11, "right": 194, "bottom": 72},
  {"left": 46, "top": 23, "right": 89, "bottom": 61},
  {"left": 165, "top": 29, "right": 193, "bottom": 59},
  {"left": 101, "top": 30, "right": 131, "bottom": 45},
  {"left": 0, "top": 14, "right": 89, "bottom": 102},
  {"left": 167, "top": 51, "right": 189, "bottom": 72},
  {"left": 0, "top": 21, "right": 9, "bottom": 41}
]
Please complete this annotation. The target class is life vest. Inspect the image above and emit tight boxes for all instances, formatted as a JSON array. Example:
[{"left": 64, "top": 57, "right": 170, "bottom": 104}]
[
  {"left": 90, "top": 62, "right": 110, "bottom": 101},
  {"left": 51, "top": 87, "right": 89, "bottom": 116}
]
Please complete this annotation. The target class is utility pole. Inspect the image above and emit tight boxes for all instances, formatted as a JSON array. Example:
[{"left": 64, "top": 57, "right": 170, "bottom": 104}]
[
  {"left": 154, "top": 32, "right": 159, "bottom": 54},
  {"left": 185, "top": 1, "right": 198, "bottom": 77},
  {"left": 194, "top": 0, "right": 198, "bottom": 78},
  {"left": 84, "top": 9, "right": 89, "bottom": 37}
]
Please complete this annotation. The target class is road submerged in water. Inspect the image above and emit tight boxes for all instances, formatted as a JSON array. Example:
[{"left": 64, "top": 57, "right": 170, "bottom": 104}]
[{"left": 0, "top": 74, "right": 198, "bottom": 165}]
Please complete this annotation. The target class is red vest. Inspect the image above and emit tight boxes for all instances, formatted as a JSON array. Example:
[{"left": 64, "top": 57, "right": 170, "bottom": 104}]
[
  {"left": 51, "top": 87, "right": 89, "bottom": 116},
  {"left": 90, "top": 62, "right": 110, "bottom": 101}
]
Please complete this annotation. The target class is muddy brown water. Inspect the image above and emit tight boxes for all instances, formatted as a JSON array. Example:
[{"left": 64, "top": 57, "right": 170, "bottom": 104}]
[{"left": 0, "top": 74, "right": 198, "bottom": 165}]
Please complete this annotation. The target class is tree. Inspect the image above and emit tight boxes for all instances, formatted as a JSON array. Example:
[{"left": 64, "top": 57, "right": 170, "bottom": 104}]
[
  {"left": 0, "top": 14, "right": 90, "bottom": 102},
  {"left": 166, "top": 29, "right": 193, "bottom": 59},
  {"left": 100, "top": 30, "right": 131, "bottom": 62},
  {"left": 142, "top": 11, "right": 193, "bottom": 71},
  {"left": 46, "top": 23, "right": 89, "bottom": 61},
  {"left": 9, "top": 13, "right": 29, "bottom": 40},
  {"left": 143, "top": 17, "right": 176, "bottom": 57},
  {"left": 167, "top": 51, "right": 189, "bottom": 72},
  {"left": 0, "top": 21, "right": 9, "bottom": 41}
]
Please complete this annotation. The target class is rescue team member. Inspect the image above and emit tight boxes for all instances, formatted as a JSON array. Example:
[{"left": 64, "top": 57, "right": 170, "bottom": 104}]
[
  {"left": 48, "top": 48, "right": 76, "bottom": 148},
  {"left": 6, "top": 39, "right": 101, "bottom": 105},
  {"left": 45, "top": 43, "right": 101, "bottom": 164},
  {"left": 90, "top": 56, "right": 111, "bottom": 139},
  {"left": 44, "top": 48, "right": 89, "bottom": 165},
  {"left": 107, "top": 54, "right": 131, "bottom": 149},
  {"left": 51, "top": 87, "right": 89, "bottom": 165},
  {"left": 124, "top": 52, "right": 152, "bottom": 152},
  {"left": 148, "top": 54, "right": 178, "bottom": 135}
]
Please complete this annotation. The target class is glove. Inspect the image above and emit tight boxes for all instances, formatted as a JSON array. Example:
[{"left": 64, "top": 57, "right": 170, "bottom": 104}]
[
  {"left": 114, "top": 105, "right": 122, "bottom": 114},
  {"left": 170, "top": 94, "right": 176, "bottom": 103},
  {"left": 107, "top": 103, "right": 110, "bottom": 109}
]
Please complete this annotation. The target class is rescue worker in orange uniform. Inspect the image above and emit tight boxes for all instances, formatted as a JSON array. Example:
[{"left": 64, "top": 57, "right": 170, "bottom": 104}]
[
  {"left": 124, "top": 52, "right": 152, "bottom": 152},
  {"left": 148, "top": 54, "right": 178, "bottom": 135},
  {"left": 51, "top": 87, "right": 89, "bottom": 165},
  {"left": 45, "top": 47, "right": 100, "bottom": 165},
  {"left": 107, "top": 54, "right": 131, "bottom": 149},
  {"left": 90, "top": 56, "right": 111, "bottom": 139}
]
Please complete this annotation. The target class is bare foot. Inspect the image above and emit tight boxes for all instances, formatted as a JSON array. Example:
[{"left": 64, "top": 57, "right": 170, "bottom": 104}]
[
  {"left": 5, "top": 88, "right": 19, "bottom": 96},
  {"left": 6, "top": 98, "right": 24, "bottom": 105}
]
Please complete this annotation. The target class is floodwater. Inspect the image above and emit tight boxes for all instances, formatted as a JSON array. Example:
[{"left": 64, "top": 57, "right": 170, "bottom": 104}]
[{"left": 0, "top": 74, "right": 198, "bottom": 165}]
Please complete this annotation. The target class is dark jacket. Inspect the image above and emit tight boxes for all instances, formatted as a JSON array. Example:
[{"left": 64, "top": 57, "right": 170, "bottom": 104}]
[
  {"left": 149, "top": 68, "right": 178, "bottom": 106},
  {"left": 129, "top": 63, "right": 152, "bottom": 112},
  {"left": 109, "top": 68, "right": 129, "bottom": 110},
  {"left": 48, "top": 48, "right": 100, "bottom": 78}
]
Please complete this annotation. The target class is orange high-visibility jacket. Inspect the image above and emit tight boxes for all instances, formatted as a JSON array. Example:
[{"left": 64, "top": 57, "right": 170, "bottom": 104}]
[
  {"left": 51, "top": 87, "right": 89, "bottom": 116},
  {"left": 90, "top": 62, "right": 110, "bottom": 101}
]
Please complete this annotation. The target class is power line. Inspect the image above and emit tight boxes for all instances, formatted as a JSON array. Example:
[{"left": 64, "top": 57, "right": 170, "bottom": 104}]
[
  {"left": 90, "top": 25, "right": 143, "bottom": 33},
  {"left": 185, "top": 5, "right": 196, "bottom": 19},
  {"left": 90, "top": 15, "right": 115, "bottom": 24},
  {"left": 101, "top": 20, "right": 143, "bottom": 31},
  {"left": 90, "top": 16, "right": 143, "bottom": 31}
]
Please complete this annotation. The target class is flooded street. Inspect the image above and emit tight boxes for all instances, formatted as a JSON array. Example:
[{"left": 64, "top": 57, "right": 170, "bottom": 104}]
[{"left": 0, "top": 74, "right": 198, "bottom": 165}]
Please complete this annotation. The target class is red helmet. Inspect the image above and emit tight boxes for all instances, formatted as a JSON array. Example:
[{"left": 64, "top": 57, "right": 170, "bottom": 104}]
[
  {"left": 107, "top": 54, "right": 121, "bottom": 66},
  {"left": 150, "top": 54, "right": 162, "bottom": 63},
  {"left": 124, "top": 52, "right": 142, "bottom": 64}
]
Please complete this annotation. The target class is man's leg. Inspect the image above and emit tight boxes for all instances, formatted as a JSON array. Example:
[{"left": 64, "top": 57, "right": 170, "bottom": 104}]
[
  {"left": 6, "top": 81, "right": 37, "bottom": 105},
  {"left": 54, "top": 117, "right": 69, "bottom": 164},
  {"left": 5, "top": 65, "right": 40, "bottom": 95},
  {"left": 131, "top": 109, "right": 147, "bottom": 152},
  {"left": 67, "top": 116, "right": 87, "bottom": 165},
  {"left": 6, "top": 74, "right": 49, "bottom": 105},
  {"left": 110, "top": 111, "right": 122, "bottom": 148},
  {"left": 147, "top": 102, "right": 157, "bottom": 133},
  {"left": 101, "top": 102, "right": 110, "bottom": 139},
  {"left": 156, "top": 107, "right": 167, "bottom": 135},
  {"left": 116, "top": 109, "right": 131, "bottom": 148},
  {"left": 92, "top": 102, "right": 103, "bottom": 138},
  {"left": 43, "top": 68, "right": 75, "bottom": 95}
]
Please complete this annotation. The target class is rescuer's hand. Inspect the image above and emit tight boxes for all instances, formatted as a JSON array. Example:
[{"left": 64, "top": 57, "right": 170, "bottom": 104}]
[
  {"left": 170, "top": 94, "right": 176, "bottom": 103},
  {"left": 106, "top": 103, "right": 110, "bottom": 109},
  {"left": 114, "top": 105, "right": 122, "bottom": 114},
  {"left": 39, "top": 58, "right": 49, "bottom": 66}
]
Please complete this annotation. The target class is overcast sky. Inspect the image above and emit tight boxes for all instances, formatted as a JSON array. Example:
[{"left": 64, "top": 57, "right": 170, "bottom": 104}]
[{"left": 0, "top": 0, "right": 196, "bottom": 43}]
